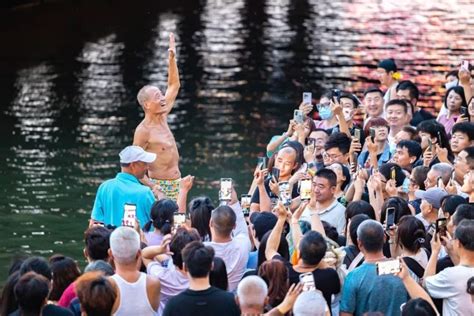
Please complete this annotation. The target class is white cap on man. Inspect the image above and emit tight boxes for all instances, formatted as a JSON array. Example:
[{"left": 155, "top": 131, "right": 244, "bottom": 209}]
[{"left": 119, "top": 146, "right": 156, "bottom": 164}]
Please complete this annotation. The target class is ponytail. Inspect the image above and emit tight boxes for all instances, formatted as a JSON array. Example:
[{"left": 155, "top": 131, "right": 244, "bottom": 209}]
[{"left": 143, "top": 220, "right": 153, "bottom": 233}]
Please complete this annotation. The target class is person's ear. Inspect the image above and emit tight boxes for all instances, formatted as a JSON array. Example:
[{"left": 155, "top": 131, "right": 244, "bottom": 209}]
[
  {"left": 331, "top": 186, "right": 336, "bottom": 194},
  {"left": 264, "top": 296, "right": 270, "bottom": 306},
  {"left": 409, "top": 156, "right": 416, "bottom": 164},
  {"left": 83, "top": 248, "right": 89, "bottom": 261},
  {"left": 108, "top": 248, "right": 113, "bottom": 259},
  {"left": 357, "top": 239, "right": 363, "bottom": 251},
  {"left": 235, "top": 296, "right": 240, "bottom": 306},
  {"left": 183, "top": 262, "right": 189, "bottom": 273}
]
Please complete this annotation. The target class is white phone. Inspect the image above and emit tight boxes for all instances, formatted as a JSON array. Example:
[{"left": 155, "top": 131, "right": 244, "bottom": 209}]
[
  {"left": 300, "top": 179, "right": 312, "bottom": 201},
  {"left": 123, "top": 204, "right": 137, "bottom": 227},
  {"left": 294, "top": 110, "right": 304, "bottom": 124},
  {"left": 303, "top": 92, "right": 312, "bottom": 105},
  {"left": 219, "top": 178, "right": 233, "bottom": 201},
  {"left": 462, "top": 60, "right": 469, "bottom": 70},
  {"left": 299, "top": 272, "right": 315, "bottom": 291},
  {"left": 376, "top": 259, "right": 401, "bottom": 275}
]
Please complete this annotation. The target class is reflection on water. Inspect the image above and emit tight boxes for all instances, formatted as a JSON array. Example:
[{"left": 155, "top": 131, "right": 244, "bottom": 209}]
[{"left": 1, "top": 0, "right": 474, "bottom": 277}]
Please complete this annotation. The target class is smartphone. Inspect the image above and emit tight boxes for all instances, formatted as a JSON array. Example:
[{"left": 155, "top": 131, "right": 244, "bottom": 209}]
[
  {"left": 385, "top": 207, "right": 396, "bottom": 230},
  {"left": 332, "top": 89, "right": 341, "bottom": 102},
  {"left": 354, "top": 129, "right": 361, "bottom": 143},
  {"left": 370, "top": 128, "right": 376, "bottom": 143},
  {"left": 219, "top": 178, "right": 233, "bottom": 201},
  {"left": 241, "top": 194, "right": 252, "bottom": 216},
  {"left": 390, "top": 166, "right": 396, "bottom": 181},
  {"left": 437, "top": 176, "right": 443, "bottom": 187},
  {"left": 462, "top": 60, "right": 469, "bottom": 71},
  {"left": 300, "top": 179, "right": 312, "bottom": 201},
  {"left": 427, "top": 137, "right": 433, "bottom": 152},
  {"left": 451, "top": 169, "right": 456, "bottom": 182},
  {"left": 294, "top": 109, "right": 304, "bottom": 124},
  {"left": 123, "top": 204, "right": 137, "bottom": 227},
  {"left": 257, "top": 156, "right": 267, "bottom": 170},
  {"left": 437, "top": 131, "right": 443, "bottom": 147},
  {"left": 436, "top": 218, "right": 448, "bottom": 237},
  {"left": 376, "top": 259, "right": 401, "bottom": 275},
  {"left": 278, "top": 181, "right": 292, "bottom": 206},
  {"left": 460, "top": 107, "right": 471, "bottom": 122},
  {"left": 303, "top": 92, "right": 312, "bottom": 105},
  {"left": 299, "top": 272, "right": 315, "bottom": 291},
  {"left": 271, "top": 168, "right": 280, "bottom": 183},
  {"left": 173, "top": 212, "right": 186, "bottom": 229},
  {"left": 306, "top": 138, "right": 316, "bottom": 147}
]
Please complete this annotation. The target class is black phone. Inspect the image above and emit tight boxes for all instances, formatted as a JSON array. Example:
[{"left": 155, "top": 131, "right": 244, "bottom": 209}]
[
  {"left": 437, "top": 131, "right": 443, "bottom": 147},
  {"left": 386, "top": 207, "right": 396, "bottom": 230},
  {"left": 370, "top": 128, "right": 376, "bottom": 143},
  {"left": 354, "top": 129, "right": 361, "bottom": 143},
  {"left": 257, "top": 156, "right": 267, "bottom": 170},
  {"left": 437, "top": 176, "right": 443, "bottom": 187},
  {"left": 332, "top": 89, "right": 341, "bottom": 103},
  {"left": 271, "top": 168, "right": 280, "bottom": 183},
  {"left": 436, "top": 218, "right": 448, "bottom": 238},
  {"left": 460, "top": 107, "right": 470, "bottom": 122}
]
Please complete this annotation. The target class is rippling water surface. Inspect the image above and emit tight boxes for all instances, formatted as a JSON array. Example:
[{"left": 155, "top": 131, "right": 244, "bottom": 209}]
[{"left": 1, "top": 0, "right": 474, "bottom": 277}]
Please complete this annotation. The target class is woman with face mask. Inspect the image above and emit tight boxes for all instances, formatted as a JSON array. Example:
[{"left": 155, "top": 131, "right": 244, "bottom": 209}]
[{"left": 314, "top": 92, "right": 339, "bottom": 130}]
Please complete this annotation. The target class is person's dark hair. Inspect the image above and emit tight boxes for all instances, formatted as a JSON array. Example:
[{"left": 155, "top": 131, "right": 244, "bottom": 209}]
[
  {"left": 299, "top": 231, "right": 327, "bottom": 265},
  {"left": 464, "top": 146, "right": 474, "bottom": 169},
  {"left": 445, "top": 70, "right": 459, "bottom": 80},
  {"left": 401, "top": 298, "right": 437, "bottom": 316},
  {"left": 349, "top": 214, "right": 371, "bottom": 249},
  {"left": 19, "top": 257, "right": 52, "bottom": 281},
  {"left": 363, "top": 87, "right": 384, "bottom": 98},
  {"left": 211, "top": 205, "right": 236, "bottom": 237},
  {"left": 345, "top": 200, "right": 376, "bottom": 237},
  {"left": 281, "top": 141, "right": 304, "bottom": 172},
  {"left": 378, "top": 58, "right": 398, "bottom": 72},
  {"left": 340, "top": 92, "right": 360, "bottom": 108},
  {"left": 397, "top": 140, "right": 422, "bottom": 162},
  {"left": 324, "top": 132, "right": 351, "bottom": 155},
  {"left": 315, "top": 168, "right": 337, "bottom": 187},
  {"left": 386, "top": 99, "right": 408, "bottom": 113},
  {"left": 258, "top": 260, "right": 289, "bottom": 307},
  {"left": 444, "top": 86, "right": 468, "bottom": 109},
  {"left": 400, "top": 125, "right": 418, "bottom": 141},
  {"left": 452, "top": 122, "right": 474, "bottom": 141},
  {"left": 312, "top": 128, "right": 330, "bottom": 136},
  {"left": 143, "top": 199, "right": 177, "bottom": 234},
  {"left": 48, "top": 255, "right": 81, "bottom": 301},
  {"left": 189, "top": 196, "right": 214, "bottom": 241},
  {"left": 322, "top": 221, "right": 339, "bottom": 245},
  {"left": 332, "top": 162, "right": 351, "bottom": 191},
  {"left": 170, "top": 227, "right": 201, "bottom": 269},
  {"left": 455, "top": 219, "right": 474, "bottom": 251},
  {"left": 76, "top": 271, "right": 117, "bottom": 316},
  {"left": 84, "top": 226, "right": 111, "bottom": 261},
  {"left": 441, "top": 195, "right": 467, "bottom": 217},
  {"left": 357, "top": 220, "right": 385, "bottom": 253},
  {"left": 412, "top": 166, "right": 429, "bottom": 190},
  {"left": 0, "top": 271, "right": 21, "bottom": 316},
  {"left": 417, "top": 119, "right": 452, "bottom": 154},
  {"left": 182, "top": 241, "right": 215, "bottom": 278},
  {"left": 453, "top": 204, "right": 474, "bottom": 226},
  {"left": 210, "top": 257, "right": 228, "bottom": 291},
  {"left": 380, "top": 197, "right": 412, "bottom": 225},
  {"left": 396, "top": 216, "right": 426, "bottom": 253},
  {"left": 14, "top": 272, "right": 50, "bottom": 315},
  {"left": 7, "top": 255, "right": 28, "bottom": 276},
  {"left": 257, "top": 230, "right": 289, "bottom": 268},
  {"left": 396, "top": 80, "right": 419, "bottom": 101},
  {"left": 379, "top": 163, "right": 406, "bottom": 187},
  {"left": 250, "top": 212, "right": 278, "bottom": 242}
]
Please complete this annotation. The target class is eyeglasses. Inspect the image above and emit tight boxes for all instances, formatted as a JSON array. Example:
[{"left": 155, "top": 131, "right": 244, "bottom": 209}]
[{"left": 322, "top": 152, "right": 342, "bottom": 160}]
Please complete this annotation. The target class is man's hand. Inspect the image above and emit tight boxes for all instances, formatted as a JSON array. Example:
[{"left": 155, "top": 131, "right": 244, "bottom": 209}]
[
  {"left": 353, "top": 173, "right": 366, "bottom": 193},
  {"left": 304, "top": 144, "right": 316, "bottom": 163},
  {"left": 435, "top": 145, "right": 449, "bottom": 163},
  {"left": 168, "top": 33, "right": 176, "bottom": 56},
  {"left": 291, "top": 201, "right": 308, "bottom": 224},
  {"left": 269, "top": 179, "right": 280, "bottom": 196},
  {"left": 423, "top": 148, "right": 434, "bottom": 167},
  {"left": 254, "top": 168, "right": 268, "bottom": 186},
  {"left": 459, "top": 67, "right": 471, "bottom": 85},
  {"left": 331, "top": 100, "right": 343, "bottom": 118},
  {"left": 349, "top": 137, "right": 362, "bottom": 155},
  {"left": 273, "top": 202, "right": 288, "bottom": 219},
  {"left": 396, "top": 258, "right": 410, "bottom": 281},
  {"left": 299, "top": 102, "right": 313, "bottom": 116},
  {"left": 431, "top": 232, "right": 442, "bottom": 254},
  {"left": 179, "top": 175, "right": 194, "bottom": 193}
]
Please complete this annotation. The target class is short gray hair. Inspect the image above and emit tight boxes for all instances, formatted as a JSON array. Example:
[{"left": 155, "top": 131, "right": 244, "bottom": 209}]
[
  {"left": 236, "top": 276, "right": 268, "bottom": 309},
  {"left": 293, "top": 290, "right": 327, "bottom": 316},
  {"left": 357, "top": 219, "right": 384, "bottom": 253},
  {"left": 431, "top": 163, "right": 454, "bottom": 185},
  {"left": 110, "top": 227, "right": 140, "bottom": 265},
  {"left": 136, "top": 85, "right": 154, "bottom": 108}
]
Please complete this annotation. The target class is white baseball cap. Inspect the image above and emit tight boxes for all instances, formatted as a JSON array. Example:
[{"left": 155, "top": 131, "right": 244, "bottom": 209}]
[{"left": 119, "top": 146, "right": 156, "bottom": 164}]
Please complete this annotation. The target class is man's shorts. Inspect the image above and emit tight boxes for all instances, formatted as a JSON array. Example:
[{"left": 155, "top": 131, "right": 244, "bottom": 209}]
[{"left": 150, "top": 178, "right": 180, "bottom": 201}]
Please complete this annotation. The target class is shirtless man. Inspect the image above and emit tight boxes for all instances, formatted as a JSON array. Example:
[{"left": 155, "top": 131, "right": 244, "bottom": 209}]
[{"left": 133, "top": 33, "right": 181, "bottom": 200}]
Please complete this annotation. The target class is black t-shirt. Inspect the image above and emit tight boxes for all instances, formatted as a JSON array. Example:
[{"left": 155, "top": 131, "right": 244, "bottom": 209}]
[
  {"left": 411, "top": 109, "right": 435, "bottom": 127},
  {"left": 10, "top": 305, "right": 73, "bottom": 316},
  {"left": 251, "top": 178, "right": 299, "bottom": 207},
  {"left": 273, "top": 255, "right": 340, "bottom": 312},
  {"left": 162, "top": 286, "right": 240, "bottom": 316},
  {"left": 436, "top": 255, "right": 454, "bottom": 273}
]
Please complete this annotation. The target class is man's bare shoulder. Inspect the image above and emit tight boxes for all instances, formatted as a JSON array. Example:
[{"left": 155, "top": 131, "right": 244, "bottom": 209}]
[{"left": 133, "top": 121, "right": 151, "bottom": 145}]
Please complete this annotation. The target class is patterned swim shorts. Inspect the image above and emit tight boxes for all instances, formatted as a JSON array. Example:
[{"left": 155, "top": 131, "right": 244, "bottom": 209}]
[{"left": 150, "top": 178, "right": 180, "bottom": 201}]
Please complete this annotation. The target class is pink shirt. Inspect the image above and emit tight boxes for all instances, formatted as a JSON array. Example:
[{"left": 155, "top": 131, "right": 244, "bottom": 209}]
[
  {"left": 58, "top": 281, "right": 76, "bottom": 307},
  {"left": 437, "top": 113, "right": 460, "bottom": 136}
]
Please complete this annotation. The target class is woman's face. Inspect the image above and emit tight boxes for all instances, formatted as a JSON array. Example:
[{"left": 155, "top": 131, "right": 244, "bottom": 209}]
[
  {"left": 376, "top": 68, "right": 391, "bottom": 86},
  {"left": 446, "top": 90, "right": 463, "bottom": 113},
  {"left": 373, "top": 125, "right": 389, "bottom": 142}
]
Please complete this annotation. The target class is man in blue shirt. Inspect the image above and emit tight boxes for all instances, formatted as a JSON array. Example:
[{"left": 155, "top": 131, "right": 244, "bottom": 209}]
[
  {"left": 91, "top": 146, "right": 156, "bottom": 228},
  {"left": 340, "top": 220, "right": 409, "bottom": 316}
]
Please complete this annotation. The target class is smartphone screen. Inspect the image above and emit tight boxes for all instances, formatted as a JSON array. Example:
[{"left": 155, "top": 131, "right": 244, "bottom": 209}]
[
  {"left": 241, "top": 194, "right": 251, "bottom": 216},
  {"left": 173, "top": 213, "right": 186, "bottom": 228},
  {"left": 278, "top": 181, "right": 292, "bottom": 206},
  {"left": 294, "top": 109, "right": 304, "bottom": 124},
  {"left": 257, "top": 156, "right": 267, "bottom": 170},
  {"left": 462, "top": 60, "right": 469, "bottom": 70},
  {"left": 390, "top": 167, "right": 396, "bottom": 180},
  {"left": 354, "top": 129, "right": 361, "bottom": 143},
  {"left": 436, "top": 218, "right": 448, "bottom": 237},
  {"left": 303, "top": 92, "right": 312, "bottom": 105},
  {"left": 220, "top": 178, "right": 233, "bottom": 201},
  {"left": 299, "top": 272, "right": 315, "bottom": 291},
  {"left": 386, "top": 207, "right": 396, "bottom": 229},
  {"left": 370, "top": 128, "right": 376, "bottom": 142},
  {"left": 123, "top": 204, "right": 137, "bottom": 227},
  {"left": 300, "top": 179, "right": 312, "bottom": 201},
  {"left": 332, "top": 89, "right": 341, "bottom": 102},
  {"left": 376, "top": 259, "right": 401, "bottom": 275},
  {"left": 272, "top": 168, "right": 280, "bottom": 183}
]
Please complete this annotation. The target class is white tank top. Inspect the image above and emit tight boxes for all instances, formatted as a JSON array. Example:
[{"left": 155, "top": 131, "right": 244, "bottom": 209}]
[{"left": 112, "top": 272, "right": 157, "bottom": 316}]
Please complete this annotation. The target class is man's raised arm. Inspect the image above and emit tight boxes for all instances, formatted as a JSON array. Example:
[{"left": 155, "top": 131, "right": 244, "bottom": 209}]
[{"left": 164, "top": 33, "right": 181, "bottom": 113}]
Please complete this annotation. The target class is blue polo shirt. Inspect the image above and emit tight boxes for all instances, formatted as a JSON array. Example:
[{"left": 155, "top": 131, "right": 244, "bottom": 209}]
[{"left": 91, "top": 172, "right": 155, "bottom": 228}]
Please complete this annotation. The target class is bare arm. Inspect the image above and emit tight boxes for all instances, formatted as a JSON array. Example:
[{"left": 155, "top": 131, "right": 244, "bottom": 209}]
[
  {"left": 177, "top": 175, "right": 194, "bottom": 213},
  {"left": 459, "top": 68, "right": 472, "bottom": 105},
  {"left": 163, "top": 33, "right": 180, "bottom": 114},
  {"left": 423, "top": 233, "right": 442, "bottom": 285},
  {"left": 265, "top": 203, "right": 287, "bottom": 260}
]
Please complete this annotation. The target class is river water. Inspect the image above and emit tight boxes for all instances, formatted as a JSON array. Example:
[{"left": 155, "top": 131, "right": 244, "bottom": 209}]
[{"left": 1, "top": 0, "right": 474, "bottom": 278}]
